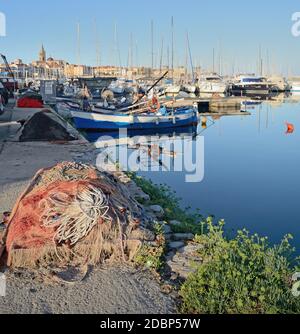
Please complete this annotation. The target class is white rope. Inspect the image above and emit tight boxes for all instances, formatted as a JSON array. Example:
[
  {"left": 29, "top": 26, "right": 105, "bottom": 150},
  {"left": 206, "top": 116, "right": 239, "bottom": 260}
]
[{"left": 42, "top": 185, "right": 111, "bottom": 246}]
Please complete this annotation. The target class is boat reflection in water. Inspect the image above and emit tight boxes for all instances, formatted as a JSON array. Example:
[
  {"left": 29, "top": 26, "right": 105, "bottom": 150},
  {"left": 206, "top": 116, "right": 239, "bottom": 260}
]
[
  {"left": 85, "top": 125, "right": 200, "bottom": 173},
  {"left": 85, "top": 125, "right": 198, "bottom": 143},
  {"left": 285, "top": 91, "right": 300, "bottom": 104},
  {"left": 240, "top": 92, "right": 292, "bottom": 111}
]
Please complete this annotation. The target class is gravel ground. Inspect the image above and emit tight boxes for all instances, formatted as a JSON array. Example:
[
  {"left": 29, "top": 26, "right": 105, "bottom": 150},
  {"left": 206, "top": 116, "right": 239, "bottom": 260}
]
[
  {"left": 0, "top": 181, "right": 28, "bottom": 214},
  {"left": 0, "top": 266, "right": 176, "bottom": 314}
]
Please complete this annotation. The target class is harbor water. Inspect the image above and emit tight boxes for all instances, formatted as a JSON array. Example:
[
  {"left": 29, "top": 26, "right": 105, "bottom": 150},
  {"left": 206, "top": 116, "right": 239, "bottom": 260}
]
[{"left": 87, "top": 93, "right": 300, "bottom": 250}]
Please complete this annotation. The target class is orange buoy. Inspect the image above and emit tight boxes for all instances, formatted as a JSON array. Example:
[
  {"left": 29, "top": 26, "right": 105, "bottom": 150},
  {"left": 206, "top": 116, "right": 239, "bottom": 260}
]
[{"left": 286, "top": 122, "right": 295, "bottom": 134}]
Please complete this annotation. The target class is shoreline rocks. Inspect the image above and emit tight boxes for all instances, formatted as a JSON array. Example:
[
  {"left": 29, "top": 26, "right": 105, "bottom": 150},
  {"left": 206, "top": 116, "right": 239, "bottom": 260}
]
[
  {"left": 148, "top": 205, "right": 164, "bottom": 218},
  {"left": 172, "top": 233, "right": 194, "bottom": 241},
  {"left": 169, "top": 241, "right": 185, "bottom": 250},
  {"left": 166, "top": 243, "right": 202, "bottom": 280},
  {"left": 169, "top": 220, "right": 182, "bottom": 227}
]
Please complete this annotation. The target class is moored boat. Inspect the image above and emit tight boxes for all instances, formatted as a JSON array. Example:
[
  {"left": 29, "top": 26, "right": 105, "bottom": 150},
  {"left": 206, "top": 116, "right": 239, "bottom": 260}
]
[
  {"left": 198, "top": 73, "right": 229, "bottom": 94},
  {"left": 231, "top": 75, "right": 273, "bottom": 95},
  {"left": 71, "top": 107, "right": 198, "bottom": 131},
  {"left": 164, "top": 84, "right": 182, "bottom": 95}
]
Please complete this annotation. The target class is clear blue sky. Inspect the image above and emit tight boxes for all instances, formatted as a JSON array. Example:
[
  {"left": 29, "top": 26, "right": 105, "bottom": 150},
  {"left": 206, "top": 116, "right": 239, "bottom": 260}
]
[{"left": 0, "top": 0, "right": 300, "bottom": 75}]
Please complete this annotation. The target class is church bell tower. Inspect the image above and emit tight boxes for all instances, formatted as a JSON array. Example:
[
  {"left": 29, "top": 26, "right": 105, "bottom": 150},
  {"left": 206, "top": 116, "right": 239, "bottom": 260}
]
[{"left": 39, "top": 45, "right": 46, "bottom": 62}]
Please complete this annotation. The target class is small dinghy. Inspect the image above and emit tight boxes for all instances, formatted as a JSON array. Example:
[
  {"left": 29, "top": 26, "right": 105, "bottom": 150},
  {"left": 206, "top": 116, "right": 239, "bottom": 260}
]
[
  {"left": 71, "top": 107, "right": 198, "bottom": 131},
  {"left": 55, "top": 100, "right": 82, "bottom": 119}
]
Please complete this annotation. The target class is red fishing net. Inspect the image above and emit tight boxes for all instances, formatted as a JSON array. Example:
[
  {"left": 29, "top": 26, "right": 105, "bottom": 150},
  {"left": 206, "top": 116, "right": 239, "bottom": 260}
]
[
  {"left": 6, "top": 180, "right": 100, "bottom": 251},
  {"left": 4, "top": 163, "right": 145, "bottom": 269}
]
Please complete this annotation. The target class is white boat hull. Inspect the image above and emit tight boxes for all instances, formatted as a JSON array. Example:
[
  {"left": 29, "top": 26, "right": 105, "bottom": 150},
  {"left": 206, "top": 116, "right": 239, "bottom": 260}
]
[
  {"left": 198, "top": 81, "right": 228, "bottom": 94},
  {"left": 165, "top": 85, "right": 182, "bottom": 94}
]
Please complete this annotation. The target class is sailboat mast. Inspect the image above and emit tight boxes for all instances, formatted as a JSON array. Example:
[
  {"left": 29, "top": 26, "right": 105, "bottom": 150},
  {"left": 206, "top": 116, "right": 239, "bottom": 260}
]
[
  {"left": 93, "top": 19, "right": 101, "bottom": 75},
  {"left": 151, "top": 20, "right": 154, "bottom": 73},
  {"left": 159, "top": 37, "right": 164, "bottom": 74},
  {"left": 135, "top": 39, "right": 139, "bottom": 68},
  {"left": 266, "top": 48, "right": 270, "bottom": 76},
  {"left": 114, "top": 22, "right": 122, "bottom": 76},
  {"left": 114, "top": 22, "right": 118, "bottom": 70},
  {"left": 167, "top": 46, "right": 170, "bottom": 71},
  {"left": 185, "top": 37, "right": 188, "bottom": 81},
  {"left": 130, "top": 32, "right": 134, "bottom": 69},
  {"left": 187, "top": 32, "right": 195, "bottom": 83},
  {"left": 219, "top": 52, "right": 221, "bottom": 75},
  {"left": 77, "top": 22, "right": 81, "bottom": 66},
  {"left": 258, "top": 45, "right": 263, "bottom": 76},
  {"left": 171, "top": 16, "right": 174, "bottom": 81}
]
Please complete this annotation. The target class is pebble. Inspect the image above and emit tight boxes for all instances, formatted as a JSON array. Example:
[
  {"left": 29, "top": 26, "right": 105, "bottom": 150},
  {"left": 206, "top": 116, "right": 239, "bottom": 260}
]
[
  {"left": 119, "top": 177, "right": 131, "bottom": 184},
  {"left": 170, "top": 273, "right": 179, "bottom": 281},
  {"left": 130, "top": 228, "right": 156, "bottom": 242},
  {"left": 135, "top": 191, "right": 150, "bottom": 202},
  {"left": 169, "top": 241, "right": 185, "bottom": 250},
  {"left": 169, "top": 220, "right": 182, "bottom": 227},
  {"left": 173, "top": 233, "right": 194, "bottom": 241},
  {"left": 165, "top": 251, "right": 175, "bottom": 262},
  {"left": 163, "top": 225, "right": 172, "bottom": 235},
  {"left": 157, "top": 222, "right": 172, "bottom": 235},
  {"left": 149, "top": 205, "right": 164, "bottom": 218},
  {"left": 127, "top": 183, "right": 151, "bottom": 202},
  {"left": 167, "top": 243, "right": 202, "bottom": 280}
]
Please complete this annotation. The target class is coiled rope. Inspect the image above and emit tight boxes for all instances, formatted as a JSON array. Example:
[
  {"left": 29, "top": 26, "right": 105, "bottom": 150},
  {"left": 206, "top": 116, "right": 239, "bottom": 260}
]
[{"left": 41, "top": 185, "right": 111, "bottom": 246}]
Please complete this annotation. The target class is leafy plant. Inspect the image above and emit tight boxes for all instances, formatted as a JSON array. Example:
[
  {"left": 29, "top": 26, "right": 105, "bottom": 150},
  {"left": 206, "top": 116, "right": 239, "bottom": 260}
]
[
  {"left": 181, "top": 219, "right": 300, "bottom": 314},
  {"left": 128, "top": 172, "right": 202, "bottom": 226},
  {"left": 134, "top": 222, "right": 166, "bottom": 271}
]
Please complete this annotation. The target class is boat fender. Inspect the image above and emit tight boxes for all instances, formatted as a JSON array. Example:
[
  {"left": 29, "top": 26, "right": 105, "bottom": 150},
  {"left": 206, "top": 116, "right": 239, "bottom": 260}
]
[{"left": 148, "top": 96, "right": 161, "bottom": 113}]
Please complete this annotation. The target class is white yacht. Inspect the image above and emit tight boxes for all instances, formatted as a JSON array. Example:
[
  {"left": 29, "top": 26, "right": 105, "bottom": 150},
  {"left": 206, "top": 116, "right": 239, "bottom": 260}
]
[
  {"left": 198, "top": 74, "right": 229, "bottom": 94},
  {"left": 164, "top": 84, "right": 182, "bottom": 95},
  {"left": 231, "top": 75, "right": 273, "bottom": 95},
  {"left": 182, "top": 84, "right": 197, "bottom": 94}
]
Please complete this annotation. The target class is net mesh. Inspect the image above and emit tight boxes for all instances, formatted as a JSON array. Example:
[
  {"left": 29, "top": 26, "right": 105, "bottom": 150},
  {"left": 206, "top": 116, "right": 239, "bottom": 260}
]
[{"left": 5, "top": 162, "right": 145, "bottom": 269}]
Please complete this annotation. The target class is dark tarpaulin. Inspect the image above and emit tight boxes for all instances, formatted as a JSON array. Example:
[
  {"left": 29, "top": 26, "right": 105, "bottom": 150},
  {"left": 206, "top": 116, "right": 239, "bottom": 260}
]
[{"left": 19, "top": 110, "right": 76, "bottom": 142}]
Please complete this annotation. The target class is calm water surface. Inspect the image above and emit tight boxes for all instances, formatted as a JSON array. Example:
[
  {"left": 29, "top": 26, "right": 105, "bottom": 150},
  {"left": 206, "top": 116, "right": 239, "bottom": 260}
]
[{"left": 88, "top": 94, "right": 300, "bottom": 249}]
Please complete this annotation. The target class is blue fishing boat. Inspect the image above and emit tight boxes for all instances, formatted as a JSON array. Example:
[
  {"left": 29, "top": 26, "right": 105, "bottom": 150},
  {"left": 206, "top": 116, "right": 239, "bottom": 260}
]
[{"left": 71, "top": 107, "right": 198, "bottom": 131}]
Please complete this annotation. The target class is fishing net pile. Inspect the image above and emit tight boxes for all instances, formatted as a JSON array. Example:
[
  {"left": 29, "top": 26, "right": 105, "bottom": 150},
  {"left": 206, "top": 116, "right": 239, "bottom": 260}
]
[
  {"left": 17, "top": 91, "right": 44, "bottom": 108},
  {"left": 19, "top": 110, "right": 77, "bottom": 142},
  {"left": 5, "top": 162, "right": 147, "bottom": 269}
]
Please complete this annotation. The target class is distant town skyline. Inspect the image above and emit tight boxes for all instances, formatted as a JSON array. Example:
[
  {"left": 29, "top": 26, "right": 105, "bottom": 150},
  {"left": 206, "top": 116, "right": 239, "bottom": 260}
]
[{"left": 1, "top": 0, "right": 300, "bottom": 75}]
